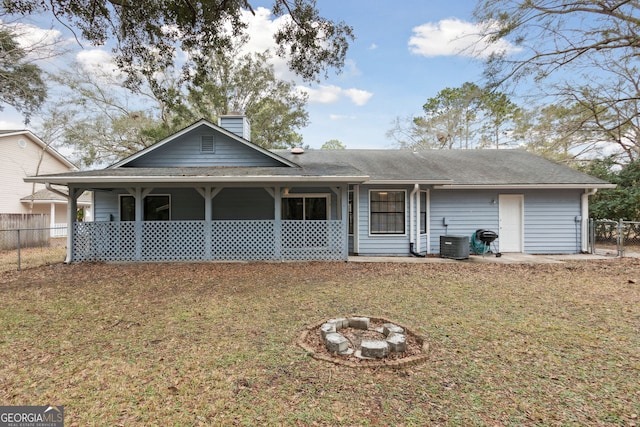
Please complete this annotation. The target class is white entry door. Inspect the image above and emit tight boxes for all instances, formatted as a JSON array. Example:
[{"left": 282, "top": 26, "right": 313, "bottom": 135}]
[{"left": 499, "top": 194, "right": 524, "bottom": 252}]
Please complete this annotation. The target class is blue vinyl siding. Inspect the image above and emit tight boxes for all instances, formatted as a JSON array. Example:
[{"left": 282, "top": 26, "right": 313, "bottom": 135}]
[
  {"left": 523, "top": 190, "right": 582, "bottom": 254},
  {"left": 94, "top": 188, "right": 206, "bottom": 221},
  {"left": 93, "top": 191, "right": 119, "bottom": 222},
  {"left": 124, "top": 124, "right": 283, "bottom": 167},
  {"left": 94, "top": 187, "right": 276, "bottom": 221},
  {"left": 213, "top": 188, "right": 274, "bottom": 220},
  {"left": 430, "top": 190, "right": 498, "bottom": 254},
  {"left": 219, "top": 116, "right": 250, "bottom": 139},
  {"left": 356, "top": 185, "right": 412, "bottom": 256},
  {"left": 429, "top": 189, "right": 582, "bottom": 254}
]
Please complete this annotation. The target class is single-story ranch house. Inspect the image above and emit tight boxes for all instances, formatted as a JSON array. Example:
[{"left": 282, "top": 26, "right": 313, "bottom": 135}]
[{"left": 25, "top": 116, "right": 615, "bottom": 263}]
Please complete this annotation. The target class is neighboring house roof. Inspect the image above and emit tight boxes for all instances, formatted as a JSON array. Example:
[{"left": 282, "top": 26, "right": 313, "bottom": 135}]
[
  {"left": 0, "top": 130, "right": 77, "bottom": 170},
  {"left": 20, "top": 189, "right": 92, "bottom": 204}
]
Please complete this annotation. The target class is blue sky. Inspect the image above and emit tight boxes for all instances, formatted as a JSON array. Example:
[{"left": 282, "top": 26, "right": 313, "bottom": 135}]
[
  {"left": 296, "top": 0, "right": 491, "bottom": 149},
  {"left": 1, "top": 0, "right": 520, "bottom": 150}
]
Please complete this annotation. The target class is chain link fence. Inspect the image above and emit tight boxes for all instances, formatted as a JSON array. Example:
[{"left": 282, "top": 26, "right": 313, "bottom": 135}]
[
  {"left": 0, "top": 227, "right": 67, "bottom": 272},
  {"left": 589, "top": 219, "right": 640, "bottom": 257}
]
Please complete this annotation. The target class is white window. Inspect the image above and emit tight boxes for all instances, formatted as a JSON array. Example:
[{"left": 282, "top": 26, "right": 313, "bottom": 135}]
[
  {"left": 369, "top": 190, "right": 406, "bottom": 235},
  {"left": 420, "top": 191, "right": 428, "bottom": 235}
]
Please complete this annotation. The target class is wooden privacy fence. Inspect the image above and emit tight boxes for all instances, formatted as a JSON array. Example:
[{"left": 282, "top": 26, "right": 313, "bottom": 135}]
[{"left": 0, "top": 214, "right": 50, "bottom": 250}]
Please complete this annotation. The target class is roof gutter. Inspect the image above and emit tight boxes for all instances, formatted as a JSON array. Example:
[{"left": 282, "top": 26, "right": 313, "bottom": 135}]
[
  {"left": 367, "top": 180, "right": 452, "bottom": 185},
  {"left": 432, "top": 184, "right": 617, "bottom": 190},
  {"left": 25, "top": 175, "right": 370, "bottom": 185}
]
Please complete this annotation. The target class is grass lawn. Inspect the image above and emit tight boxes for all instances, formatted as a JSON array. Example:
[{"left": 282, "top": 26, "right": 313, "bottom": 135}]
[
  {"left": 0, "top": 243, "right": 66, "bottom": 273},
  {"left": 1, "top": 260, "right": 639, "bottom": 426}
]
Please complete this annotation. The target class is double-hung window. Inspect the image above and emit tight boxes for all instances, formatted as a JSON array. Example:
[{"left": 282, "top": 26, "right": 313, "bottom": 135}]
[
  {"left": 369, "top": 190, "right": 405, "bottom": 235},
  {"left": 420, "top": 191, "right": 427, "bottom": 234}
]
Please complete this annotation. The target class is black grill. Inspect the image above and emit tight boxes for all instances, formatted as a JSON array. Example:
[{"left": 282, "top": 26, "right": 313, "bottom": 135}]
[{"left": 476, "top": 229, "right": 498, "bottom": 245}]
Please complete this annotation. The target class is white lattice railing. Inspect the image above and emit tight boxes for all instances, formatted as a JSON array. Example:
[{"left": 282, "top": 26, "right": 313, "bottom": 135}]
[
  {"left": 73, "top": 220, "right": 345, "bottom": 262},
  {"left": 51, "top": 223, "right": 68, "bottom": 238}
]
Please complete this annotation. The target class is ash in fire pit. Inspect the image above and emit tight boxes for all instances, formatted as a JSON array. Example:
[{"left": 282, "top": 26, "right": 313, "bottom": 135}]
[{"left": 297, "top": 316, "right": 429, "bottom": 368}]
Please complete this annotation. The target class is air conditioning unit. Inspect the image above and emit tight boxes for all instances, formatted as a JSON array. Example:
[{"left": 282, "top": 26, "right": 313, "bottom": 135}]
[{"left": 440, "top": 235, "right": 469, "bottom": 260}]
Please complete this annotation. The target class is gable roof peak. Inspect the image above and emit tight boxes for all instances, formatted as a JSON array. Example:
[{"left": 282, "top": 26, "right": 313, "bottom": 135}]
[{"left": 109, "top": 118, "right": 297, "bottom": 169}]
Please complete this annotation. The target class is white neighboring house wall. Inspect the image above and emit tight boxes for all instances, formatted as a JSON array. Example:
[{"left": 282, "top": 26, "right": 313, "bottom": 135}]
[{"left": 0, "top": 131, "right": 90, "bottom": 236}]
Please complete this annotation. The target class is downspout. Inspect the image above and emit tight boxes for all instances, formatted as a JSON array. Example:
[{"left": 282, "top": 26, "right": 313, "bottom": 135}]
[
  {"left": 46, "top": 182, "right": 70, "bottom": 200},
  {"left": 409, "top": 184, "right": 425, "bottom": 257},
  {"left": 581, "top": 188, "right": 597, "bottom": 253}
]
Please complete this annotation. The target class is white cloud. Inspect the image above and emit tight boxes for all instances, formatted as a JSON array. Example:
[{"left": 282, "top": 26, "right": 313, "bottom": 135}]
[
  {"left": 76, "top": 49, "right": 115, "bottom": 70},
  {"left": 239, "top": 7, "right": 294, "bottom": 80},
  {"left": 299, "top": 85, "right": 342, "bottom": 104},
  {"left": 0, "top": 119, "right": 26, "bottom": 129},
  {"left": 2, "top": 21, "right": 71, "bottom": 61},
  {"left": 11, "top": 23, "right": 62, "bottom": 48},
  {"left": 329, "top": 114, "right": 356, "bottom": 120},
  {"left": 343, "top": 88, "right": 373, "bottom": 106},
  {"left": 408, "top": 18, "right": 521, "bottom": 59},
  {"left": 368, "top": 43, "right": 378, "bottom": 50},
  {"left": 298, "top": 85, "right": 373, "bottom": 106},
  {"left": 75, "top": 49, "right": 124, "bottom": 79}
]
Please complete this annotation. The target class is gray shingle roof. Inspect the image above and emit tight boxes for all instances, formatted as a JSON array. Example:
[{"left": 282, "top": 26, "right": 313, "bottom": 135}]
[
  {"left": 25, "top": 148, "right": 612, "bottom": 188},
  {"left": 20, "top": 188, "right": 92, "bottom": 203},
  {"left": 276, "top": 149, "right": 611, "bottom": 186}
]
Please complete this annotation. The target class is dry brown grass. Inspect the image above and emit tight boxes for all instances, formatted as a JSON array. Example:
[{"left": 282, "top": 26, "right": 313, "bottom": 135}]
[
  {"left": 1, "top": 260, "right": 639, "bottom": 426},
  {"left": 0, "top": 244, "right": 66, "bottom": 272}
]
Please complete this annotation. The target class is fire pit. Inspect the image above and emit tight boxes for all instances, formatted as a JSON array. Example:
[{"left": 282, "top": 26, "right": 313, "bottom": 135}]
[{"left": 297, "top": 316, "right": 429, "bottom": 368}]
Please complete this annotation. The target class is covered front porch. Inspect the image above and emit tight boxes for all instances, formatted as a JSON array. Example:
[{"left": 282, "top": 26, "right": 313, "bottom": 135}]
[
  {"left": 65, "top": 183, "right": 352, "bottom": 262},
  {"left": 73, "top": 219, "right": 345, "bottom": 261}
]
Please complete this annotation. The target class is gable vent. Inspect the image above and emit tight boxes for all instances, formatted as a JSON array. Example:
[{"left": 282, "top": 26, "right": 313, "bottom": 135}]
[{"left": 200, "top": 135, "right": 215, "bottom": 153}]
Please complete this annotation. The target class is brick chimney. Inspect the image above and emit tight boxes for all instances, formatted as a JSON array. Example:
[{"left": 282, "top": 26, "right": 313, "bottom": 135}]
[{"left": 218, "top": 114, "right": 251, "bottom": 140}]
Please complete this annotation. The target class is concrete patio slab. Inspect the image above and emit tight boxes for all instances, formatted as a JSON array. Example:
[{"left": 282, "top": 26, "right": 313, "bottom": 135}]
[{"left": 348, "top": 252, "right": 629, "bottom": 264}]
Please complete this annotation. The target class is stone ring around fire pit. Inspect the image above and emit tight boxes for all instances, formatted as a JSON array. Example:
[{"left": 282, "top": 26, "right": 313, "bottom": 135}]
[{"left": 296, "top": 316, "right": 430, "bottom": 368}]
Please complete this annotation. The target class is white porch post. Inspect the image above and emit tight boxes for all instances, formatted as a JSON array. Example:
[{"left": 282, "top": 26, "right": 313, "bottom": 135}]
[
  {"left": 353, "top": 185, "right": 359, "bottom": 255},
  {"left": 49, "top": 202, "right": 56, "bottom": 238},
  {"left": 196, "top": 186, "right": 220, "bottom": 260},
  {"left": 65, "top": 187, "right": 79, "bottom": 263},
  {"left": 134, "top": 187, "right": 143, "bottom": 261},
  {"left": 274, "top": 186, "right": 282, "bottom": 260},
  {"left": 426, "top": 189, "right": 431, "bottom": 255},
  {"left": 341, "top": 184, "right": 349, "bottom": 261},
  {"left": 204, "top": 187, "right": 212, "bottom": 259}
]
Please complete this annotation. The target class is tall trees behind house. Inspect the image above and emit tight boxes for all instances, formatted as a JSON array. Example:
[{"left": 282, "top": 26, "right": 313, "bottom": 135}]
[
  {"left": 40, "top": 42, "right": 309, "bottom": 167},
  {"left": 388, "top": 83, "right": 523, "bottom": 152},
  {"left": 2, "top": 0, "right": 354, "bottom": 87},
  {"left": 0, "top": 27, "right": 47, "bottom": 122},
  {"left": 473, "top": 0, "right": 640, "bottom": 163},
  {"left": 2, "top": 1, "right": 346, "bottom": 145}
]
